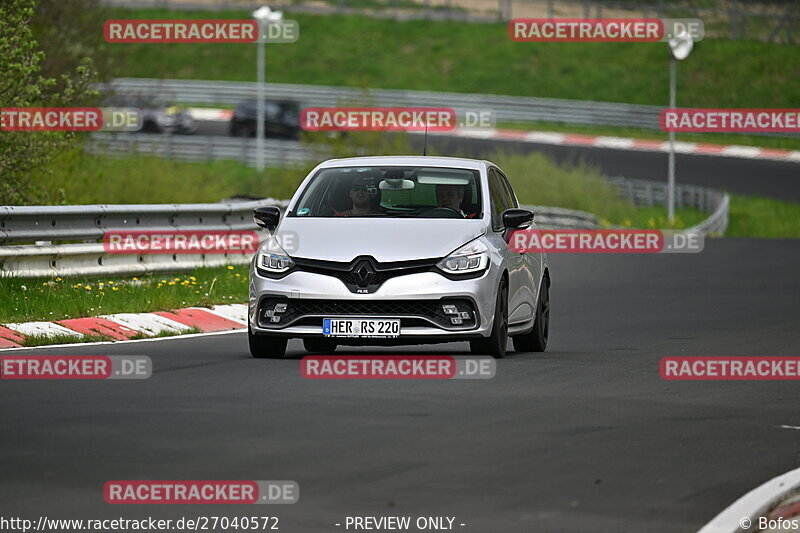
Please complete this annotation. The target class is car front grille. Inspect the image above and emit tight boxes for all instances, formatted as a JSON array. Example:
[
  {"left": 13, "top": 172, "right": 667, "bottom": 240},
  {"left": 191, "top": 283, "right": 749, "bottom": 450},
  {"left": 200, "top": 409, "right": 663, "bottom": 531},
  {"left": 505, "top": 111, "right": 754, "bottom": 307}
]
[
  {"left": 258, "top": 297, "right": 478, "bottom": 331},
  {"left": 292, "top": 256, "right": 438, "bottom": 294}
]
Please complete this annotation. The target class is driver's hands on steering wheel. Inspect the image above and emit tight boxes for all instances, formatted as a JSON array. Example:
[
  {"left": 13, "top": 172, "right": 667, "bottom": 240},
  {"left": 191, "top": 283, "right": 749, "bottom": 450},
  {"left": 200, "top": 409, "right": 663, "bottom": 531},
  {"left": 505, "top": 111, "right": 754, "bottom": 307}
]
[{"left": 424, "top": 206, "right": 465, "bottom": 218}]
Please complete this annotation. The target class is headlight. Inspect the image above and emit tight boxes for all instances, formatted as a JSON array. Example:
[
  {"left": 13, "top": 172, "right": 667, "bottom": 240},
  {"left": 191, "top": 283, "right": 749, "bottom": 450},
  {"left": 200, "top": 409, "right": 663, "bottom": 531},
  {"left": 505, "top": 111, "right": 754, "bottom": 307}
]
[
  {"left": 437, "top": 238, "right": 489, "bottom": 274},
  {"left": 257, "top": 238, "right": 294, "bottom": 273}
]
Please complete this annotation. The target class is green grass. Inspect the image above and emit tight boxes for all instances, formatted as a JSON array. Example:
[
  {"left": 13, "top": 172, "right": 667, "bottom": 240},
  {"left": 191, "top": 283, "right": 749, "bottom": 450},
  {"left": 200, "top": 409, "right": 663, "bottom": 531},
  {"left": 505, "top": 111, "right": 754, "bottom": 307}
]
[
  {"left": 0, "top": 265, "right": 248, "bottom": 323},
  {"left": 727, "top": 195, "right": 800, "bottom": 238},
  {"left": 495, "top": 121, "right": 800, "bottom": 151},
  {"left": 21, "top": 333, "right": 114, "bottom": 347},
  {"left": 31, "top": 148, "right": 313, "bottom": 205},
  {"left": 105, "top": 8, "right": 800, "bottom": 109}
]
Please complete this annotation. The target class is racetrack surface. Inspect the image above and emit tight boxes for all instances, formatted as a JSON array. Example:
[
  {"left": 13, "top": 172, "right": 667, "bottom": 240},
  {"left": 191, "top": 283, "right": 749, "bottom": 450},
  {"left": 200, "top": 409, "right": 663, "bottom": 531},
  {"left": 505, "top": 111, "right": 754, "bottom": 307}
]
[
  {"left": 189, "top": 120, "right": 800, "bottom": 202},
  {"left": 2, "top": 239, "right": 798, "bottom": 532}
]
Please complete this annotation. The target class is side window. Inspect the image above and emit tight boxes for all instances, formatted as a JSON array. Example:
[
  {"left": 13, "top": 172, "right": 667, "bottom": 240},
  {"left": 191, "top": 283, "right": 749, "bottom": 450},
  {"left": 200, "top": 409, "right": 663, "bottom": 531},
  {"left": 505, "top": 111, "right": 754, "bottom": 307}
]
[
  {"left": 496, "top": 170, "right": 518, "bottom": 208},
  {"left": 488, "top": 168, "right": 510, "bottom": 232}
]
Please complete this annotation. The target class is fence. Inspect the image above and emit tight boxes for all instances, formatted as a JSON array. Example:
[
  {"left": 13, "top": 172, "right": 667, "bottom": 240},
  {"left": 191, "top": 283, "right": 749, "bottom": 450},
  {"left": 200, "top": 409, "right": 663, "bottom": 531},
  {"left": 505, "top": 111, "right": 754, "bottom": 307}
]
[{"left": 103, "top": 0, "right": 800, "bottom": 43}]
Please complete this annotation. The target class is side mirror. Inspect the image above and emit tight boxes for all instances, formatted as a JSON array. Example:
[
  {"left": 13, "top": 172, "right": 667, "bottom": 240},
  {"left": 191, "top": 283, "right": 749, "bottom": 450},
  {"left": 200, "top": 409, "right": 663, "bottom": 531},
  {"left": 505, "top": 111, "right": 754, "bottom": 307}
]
[
  {"left": 253, "top": 206, "right": 281, "bottom": 231},
  {"left": 502, "top": 208, "right": 534, "bottom": 229}
]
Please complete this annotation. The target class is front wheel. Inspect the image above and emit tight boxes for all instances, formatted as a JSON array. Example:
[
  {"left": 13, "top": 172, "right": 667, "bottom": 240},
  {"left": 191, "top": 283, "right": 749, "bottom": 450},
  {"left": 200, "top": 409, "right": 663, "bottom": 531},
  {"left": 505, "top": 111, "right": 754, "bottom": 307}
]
[
  {"left": 470, "top": 278, "right": 508, "bottom": 359},
  {"left": 249, "top": 327, "right": 288, "bottom": 359},
  {"left": 512, "top": 278, "right": 549, "bottom": 353}
]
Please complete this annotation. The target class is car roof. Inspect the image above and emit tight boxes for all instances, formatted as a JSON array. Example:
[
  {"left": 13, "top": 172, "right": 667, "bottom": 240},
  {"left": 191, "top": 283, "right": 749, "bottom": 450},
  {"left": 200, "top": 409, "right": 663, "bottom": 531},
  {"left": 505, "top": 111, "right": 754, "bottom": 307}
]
[{"left": 317, "top": 156, "right": 492, "bottom": 170}]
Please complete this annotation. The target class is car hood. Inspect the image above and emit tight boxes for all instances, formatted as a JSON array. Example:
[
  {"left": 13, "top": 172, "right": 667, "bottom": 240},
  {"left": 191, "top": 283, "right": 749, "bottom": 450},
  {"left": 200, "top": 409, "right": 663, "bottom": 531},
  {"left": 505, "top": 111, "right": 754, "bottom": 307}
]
[{"left": 275, "top": 217, "right": 487, "bottom": 263}]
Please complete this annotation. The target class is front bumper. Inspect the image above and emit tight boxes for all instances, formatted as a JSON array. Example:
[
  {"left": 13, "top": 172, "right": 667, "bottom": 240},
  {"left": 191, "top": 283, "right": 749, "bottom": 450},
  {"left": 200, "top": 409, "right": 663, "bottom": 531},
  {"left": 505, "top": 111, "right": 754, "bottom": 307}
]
[{"left": 249, "top": 268, "right": 500, "bottom": 340}]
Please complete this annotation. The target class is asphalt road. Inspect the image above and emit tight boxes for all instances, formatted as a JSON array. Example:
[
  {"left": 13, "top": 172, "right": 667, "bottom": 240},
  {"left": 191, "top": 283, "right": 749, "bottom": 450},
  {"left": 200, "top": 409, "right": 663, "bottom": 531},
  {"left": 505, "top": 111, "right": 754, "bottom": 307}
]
[
  {"left": 189, "top": 121, "right": 800, "bottom": 202},
  {"left": 2, "top": 239, "right": 799, "bottom": 532}
]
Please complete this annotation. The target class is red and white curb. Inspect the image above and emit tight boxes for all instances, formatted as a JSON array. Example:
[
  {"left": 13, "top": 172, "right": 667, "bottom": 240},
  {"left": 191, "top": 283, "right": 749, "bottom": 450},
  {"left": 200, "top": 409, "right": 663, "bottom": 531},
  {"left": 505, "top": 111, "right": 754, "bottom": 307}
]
[
  {"left": 189, "top": 106, "right": 800, "bottom": 163},
  {"left": 448, "top": 127, "right": 800, "bottom": 163},
  {"left": 0, "top": 304, "right": 247, "bottom": 349},
  {"left": 699, "top": 466, "right": 800, "bottom": 533}
]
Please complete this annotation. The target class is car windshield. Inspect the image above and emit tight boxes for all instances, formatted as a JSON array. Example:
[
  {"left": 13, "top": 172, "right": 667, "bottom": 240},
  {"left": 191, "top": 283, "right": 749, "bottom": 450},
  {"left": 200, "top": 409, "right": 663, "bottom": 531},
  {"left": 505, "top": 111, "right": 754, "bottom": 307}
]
[{"left": 289, "top": 166, "right": 482, "bottom": 219}]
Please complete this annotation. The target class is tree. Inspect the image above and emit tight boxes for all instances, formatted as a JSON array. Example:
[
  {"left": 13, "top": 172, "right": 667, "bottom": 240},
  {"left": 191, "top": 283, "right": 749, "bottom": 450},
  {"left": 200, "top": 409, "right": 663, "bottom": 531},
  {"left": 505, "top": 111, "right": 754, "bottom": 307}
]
[{"left": 0, "top": 0, "right": 98, "bottom": 204}]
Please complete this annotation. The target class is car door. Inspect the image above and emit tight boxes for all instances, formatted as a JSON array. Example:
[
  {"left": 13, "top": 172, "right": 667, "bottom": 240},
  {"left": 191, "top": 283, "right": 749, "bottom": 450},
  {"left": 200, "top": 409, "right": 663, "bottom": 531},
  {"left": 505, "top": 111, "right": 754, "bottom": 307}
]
[{"left": 492, "top": 167, "right": 539, "bottom": 326}]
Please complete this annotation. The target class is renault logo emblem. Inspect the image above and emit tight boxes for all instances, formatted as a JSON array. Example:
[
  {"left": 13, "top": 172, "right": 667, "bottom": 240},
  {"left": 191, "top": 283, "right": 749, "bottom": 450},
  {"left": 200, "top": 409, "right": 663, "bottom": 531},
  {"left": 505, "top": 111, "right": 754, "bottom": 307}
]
[{"left": 353, "top": 260, "right": 375, "bottom": 287}]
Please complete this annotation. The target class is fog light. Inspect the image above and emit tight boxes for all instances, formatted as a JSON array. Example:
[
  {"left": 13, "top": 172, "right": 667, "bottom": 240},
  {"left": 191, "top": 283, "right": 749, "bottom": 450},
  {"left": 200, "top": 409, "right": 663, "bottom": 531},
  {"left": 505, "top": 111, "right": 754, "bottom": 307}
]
[
  {"left": 270, "top": 316, "right": 281, "bottom": 323},
  {"left": 264, "top": 309, "right": 274, "bottom": 317},
  {"left": 451, "top": 317, "right": 463, "bottom": 325},
  {"left": 274, "top": 303, "right": 287, "bottom": 313},
  {"left": 459, "top": 311, "right": 470, "bottom": 319},
  {"left": 442, "top": 305, "right": 458, "bottom": 315}
]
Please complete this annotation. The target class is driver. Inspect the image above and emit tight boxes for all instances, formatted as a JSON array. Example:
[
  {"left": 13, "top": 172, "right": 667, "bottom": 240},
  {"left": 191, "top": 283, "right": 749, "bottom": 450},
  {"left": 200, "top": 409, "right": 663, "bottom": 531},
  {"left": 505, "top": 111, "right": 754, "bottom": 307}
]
[
  {"left": 435, "top": 184, "right": 467, "bottom": 217},
  {"left": 336, "top": 175, "right": 381, "bottom": 216}
]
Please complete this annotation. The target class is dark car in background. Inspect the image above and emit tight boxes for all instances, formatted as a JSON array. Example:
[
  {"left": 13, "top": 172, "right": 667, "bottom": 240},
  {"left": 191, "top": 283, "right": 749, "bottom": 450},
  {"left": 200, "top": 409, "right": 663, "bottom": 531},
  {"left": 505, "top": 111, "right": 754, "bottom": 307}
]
[
  {"left": 103, "top": 95, "right": 197, "bottom": 135},
  {"left": 229, "top": 99, "right": 301, "bottom": 140}
]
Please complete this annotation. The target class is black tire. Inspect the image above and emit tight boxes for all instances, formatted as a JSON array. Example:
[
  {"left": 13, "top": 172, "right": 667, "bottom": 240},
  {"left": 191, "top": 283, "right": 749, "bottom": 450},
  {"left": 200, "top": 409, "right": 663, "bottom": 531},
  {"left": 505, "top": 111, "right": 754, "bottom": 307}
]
[
  {"left": 248, "top": 327, "right": 288, "bottom": 359},
  {"left": 470, "top": 278, "right": 508, "bottom": 359},
  {"left": 512, "top": 277, "right": 549, "bottom": 353},
  {"left": 303, "top": 338, "right": 337, "bottom": 354}
]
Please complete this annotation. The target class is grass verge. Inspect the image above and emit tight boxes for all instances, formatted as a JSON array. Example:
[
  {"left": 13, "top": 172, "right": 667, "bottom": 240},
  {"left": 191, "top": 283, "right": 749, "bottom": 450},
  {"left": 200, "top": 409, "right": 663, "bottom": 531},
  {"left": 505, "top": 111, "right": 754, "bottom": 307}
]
[
  {"left": 727, "top": 195, "right": 800, "bottom": 238},
  {"left": 103, "top": 9, "right": 800, "bottom": 110},
  {"left": 0, "top": 265, "right": 248, "bottom": 324}
]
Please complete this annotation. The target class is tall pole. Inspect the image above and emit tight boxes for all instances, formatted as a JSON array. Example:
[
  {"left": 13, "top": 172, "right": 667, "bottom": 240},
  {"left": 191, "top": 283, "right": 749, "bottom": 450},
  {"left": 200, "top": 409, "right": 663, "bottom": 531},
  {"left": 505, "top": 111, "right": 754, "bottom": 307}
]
[
  {"left": 256, "top": 19, "right": 266, "bottom": 172},
  {"left": 667, "top": 56, "right": 676, "bottom": 224}
]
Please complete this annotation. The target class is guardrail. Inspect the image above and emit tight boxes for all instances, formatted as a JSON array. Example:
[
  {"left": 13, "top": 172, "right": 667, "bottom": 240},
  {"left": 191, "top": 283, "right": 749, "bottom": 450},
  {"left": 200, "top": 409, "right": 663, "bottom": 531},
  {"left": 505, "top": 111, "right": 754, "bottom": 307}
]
[
  {"left": 0, "top": 173, "right": 726, "bottom": 277},
  {"left": 607, "top": 176, "right": 729, "bottom": 235},
  {"left": 104, "top": 78, "right": 664, "bottom": 130},
  {"left": 86, "top": 133, "right": 312, "bottom": 167},
  {"left": 0, "top": 199, "right": 287, "bottom": 277},
  {"left": 0, "top": 199, "right": 599, "bottom": 278}
]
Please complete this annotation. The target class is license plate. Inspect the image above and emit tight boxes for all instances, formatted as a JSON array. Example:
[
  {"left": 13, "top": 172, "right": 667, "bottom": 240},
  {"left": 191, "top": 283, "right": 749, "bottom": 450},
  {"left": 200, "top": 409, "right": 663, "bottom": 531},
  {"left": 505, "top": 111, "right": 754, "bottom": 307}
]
[{"left": 322, "top": 318, "right": 401, "bottom": 338}]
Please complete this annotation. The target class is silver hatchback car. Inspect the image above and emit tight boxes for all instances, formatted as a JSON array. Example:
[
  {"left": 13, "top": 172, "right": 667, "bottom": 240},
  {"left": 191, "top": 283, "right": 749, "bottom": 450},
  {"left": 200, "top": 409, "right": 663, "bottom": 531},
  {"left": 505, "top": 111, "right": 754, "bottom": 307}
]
[{"left": 248, "top": 156, "right": 550, "bottom": 359}]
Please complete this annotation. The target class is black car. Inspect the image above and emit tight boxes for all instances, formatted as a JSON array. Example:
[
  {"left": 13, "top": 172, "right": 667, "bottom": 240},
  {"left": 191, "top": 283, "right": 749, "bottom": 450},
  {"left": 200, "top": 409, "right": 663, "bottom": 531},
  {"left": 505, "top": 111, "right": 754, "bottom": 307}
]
[
  {"left": 229, "top": 99, "right": 301, "bottom": 140},
  {"left": 103, "top": 95, "right": 197, "bottom": 135}
]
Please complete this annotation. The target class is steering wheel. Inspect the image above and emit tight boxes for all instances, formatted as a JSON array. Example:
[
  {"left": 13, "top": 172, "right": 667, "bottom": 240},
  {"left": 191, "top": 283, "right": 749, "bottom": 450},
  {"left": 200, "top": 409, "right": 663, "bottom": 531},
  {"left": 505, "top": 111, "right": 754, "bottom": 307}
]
[{"left": 422, "top": 207, "right": 465, "bottom": 219}]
